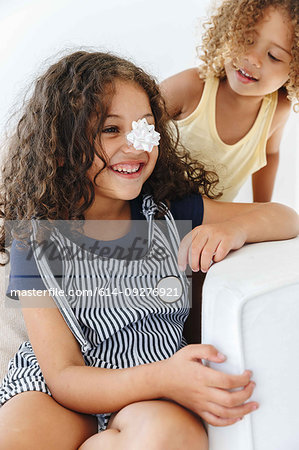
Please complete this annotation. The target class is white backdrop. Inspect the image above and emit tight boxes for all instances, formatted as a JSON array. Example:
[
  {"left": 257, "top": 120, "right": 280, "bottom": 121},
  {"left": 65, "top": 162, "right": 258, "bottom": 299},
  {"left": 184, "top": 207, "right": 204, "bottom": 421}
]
[{"left": 0, "top": 0, "right": 298, "bottom": 210}]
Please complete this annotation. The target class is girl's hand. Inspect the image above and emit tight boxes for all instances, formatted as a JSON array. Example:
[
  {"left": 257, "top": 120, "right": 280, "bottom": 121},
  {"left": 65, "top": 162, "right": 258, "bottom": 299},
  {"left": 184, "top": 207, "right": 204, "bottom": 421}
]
[
  {"left": 161, "top": 344, "right": 258, "bottom": 427},
  {"left": 178, "top": 222, "right": 247, "bottom": 273}
]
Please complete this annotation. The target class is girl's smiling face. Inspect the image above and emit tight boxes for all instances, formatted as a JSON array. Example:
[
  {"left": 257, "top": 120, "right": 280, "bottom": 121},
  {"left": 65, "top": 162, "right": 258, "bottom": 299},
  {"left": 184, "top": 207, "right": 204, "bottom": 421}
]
[
  {"left": 88, "top": 79, "right": 159, "bottom": 202},
  {"left": 224, "top": 6, "right": 293, "bottom": 97}
]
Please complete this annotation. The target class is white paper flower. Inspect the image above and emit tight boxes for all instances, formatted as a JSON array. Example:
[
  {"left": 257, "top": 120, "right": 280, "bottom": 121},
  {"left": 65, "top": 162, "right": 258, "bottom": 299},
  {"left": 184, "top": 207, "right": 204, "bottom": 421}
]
[{"left": 126, "top": 118, "right": 160, "bottom": 152}]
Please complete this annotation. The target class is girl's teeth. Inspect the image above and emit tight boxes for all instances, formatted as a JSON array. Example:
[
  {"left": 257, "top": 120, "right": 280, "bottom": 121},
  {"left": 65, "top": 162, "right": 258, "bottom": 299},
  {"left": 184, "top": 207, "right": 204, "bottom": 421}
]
[
  {"left": 112, "top": 164, "right": 140, "bottom": 174},
  {"left": 239, "top": 69, "right": 256, "bottom": 80}
]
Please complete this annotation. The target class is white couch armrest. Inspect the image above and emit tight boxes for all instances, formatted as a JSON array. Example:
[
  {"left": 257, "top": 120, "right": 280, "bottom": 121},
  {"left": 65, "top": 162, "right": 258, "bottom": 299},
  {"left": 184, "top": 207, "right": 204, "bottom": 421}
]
[{"left": 202, "top": 237, "right": 299, "bottom": 450}]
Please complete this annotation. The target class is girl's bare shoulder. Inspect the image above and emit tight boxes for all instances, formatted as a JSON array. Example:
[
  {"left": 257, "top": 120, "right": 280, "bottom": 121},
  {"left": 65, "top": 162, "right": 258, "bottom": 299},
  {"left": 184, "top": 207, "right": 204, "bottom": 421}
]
[
  {"left": 269, "top": 87, "right": 292, "bottom": 135},
  {"left": 160, "top": 68, "right": 205, "bottom": 120}
]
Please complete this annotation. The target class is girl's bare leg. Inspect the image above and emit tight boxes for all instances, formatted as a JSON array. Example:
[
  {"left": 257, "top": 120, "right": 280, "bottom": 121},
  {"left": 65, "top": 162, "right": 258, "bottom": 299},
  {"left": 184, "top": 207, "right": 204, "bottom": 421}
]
[
  {"left": 79, "top": 400, "right": 208, "bottom": 450},
  {"left": 0, "top": 391, "right": 98, "bottom": 450}
]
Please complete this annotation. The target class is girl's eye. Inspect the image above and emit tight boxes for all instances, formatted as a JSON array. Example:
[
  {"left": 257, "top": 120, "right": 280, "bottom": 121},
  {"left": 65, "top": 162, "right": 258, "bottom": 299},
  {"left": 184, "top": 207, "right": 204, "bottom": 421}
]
[
  {"left": 268, "top": 53, "right": 281, "bottom": 62},
  {"left": 102, "top": 126, "right": 119, "bottom": 134}
]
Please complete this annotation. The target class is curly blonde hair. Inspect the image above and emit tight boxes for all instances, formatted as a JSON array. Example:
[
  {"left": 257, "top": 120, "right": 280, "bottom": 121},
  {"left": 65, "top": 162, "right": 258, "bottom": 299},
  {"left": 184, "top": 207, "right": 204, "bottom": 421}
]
[{"left": 197, "top": 0, "right": 299, "bottom": 104}]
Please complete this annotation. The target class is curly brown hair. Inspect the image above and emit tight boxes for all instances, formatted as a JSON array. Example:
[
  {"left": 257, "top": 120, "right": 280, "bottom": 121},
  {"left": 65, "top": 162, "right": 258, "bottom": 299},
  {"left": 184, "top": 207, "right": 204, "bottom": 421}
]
[
  {"left": 0, "top": 50, "right": 220, "bottom": 254},
  {"left": 197, "top": 0, "right": 299, "bottom": 104}
]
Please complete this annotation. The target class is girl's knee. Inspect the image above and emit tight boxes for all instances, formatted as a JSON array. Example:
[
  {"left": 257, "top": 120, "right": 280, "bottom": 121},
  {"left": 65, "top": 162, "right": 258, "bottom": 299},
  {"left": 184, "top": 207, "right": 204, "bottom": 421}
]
[
  {"left": 110, "top": 400, "right": 208, "bottom": 450},
  {"left": 79, "top": 429, "right": 120, "bottom": 450},
  {"left": 0, "top": 434, "right": 22, "bottom": 450},
  {"left": 0, "top": 392, "right": 98, "bottom": 450}
]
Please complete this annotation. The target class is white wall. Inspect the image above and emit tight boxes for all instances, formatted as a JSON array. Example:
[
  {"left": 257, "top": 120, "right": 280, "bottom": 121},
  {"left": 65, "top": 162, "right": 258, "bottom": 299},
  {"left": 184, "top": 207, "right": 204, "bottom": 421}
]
[
  {"left": 0, "top": 0, "right": 298, "bottom": 210},
  {"left": 235, "top": 112, "right": 299, "bottom": 210}
]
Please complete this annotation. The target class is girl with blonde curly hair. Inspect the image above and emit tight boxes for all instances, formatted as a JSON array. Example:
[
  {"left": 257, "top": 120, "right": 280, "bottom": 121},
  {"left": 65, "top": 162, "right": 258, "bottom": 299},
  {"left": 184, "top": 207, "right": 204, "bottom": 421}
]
[{"left": 161, "top": 0, "right": 299, "bottom": 202}]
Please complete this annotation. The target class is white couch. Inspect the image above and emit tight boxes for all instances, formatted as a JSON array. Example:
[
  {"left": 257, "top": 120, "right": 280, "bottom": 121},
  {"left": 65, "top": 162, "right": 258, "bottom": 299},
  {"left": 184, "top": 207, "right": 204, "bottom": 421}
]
[
  {"left": 1, "top": 237, "right": 299, "bottom": 450},
  {"left": 202, "top": 236, "right": 299, "bottom": 450}
]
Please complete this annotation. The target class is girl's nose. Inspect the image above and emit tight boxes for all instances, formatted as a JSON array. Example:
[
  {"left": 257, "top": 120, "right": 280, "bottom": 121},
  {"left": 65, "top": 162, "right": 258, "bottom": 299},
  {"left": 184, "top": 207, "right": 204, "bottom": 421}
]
[
  {"left": 121, "top": 136, "right": 144, "bottom": 154},
  {"left": 245, "top": 50, "right": 262, "bottom": 69}
]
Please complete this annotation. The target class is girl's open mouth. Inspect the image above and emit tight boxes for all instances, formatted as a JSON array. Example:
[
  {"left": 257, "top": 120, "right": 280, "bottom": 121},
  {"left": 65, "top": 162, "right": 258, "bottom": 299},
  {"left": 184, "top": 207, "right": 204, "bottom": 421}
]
[
  {"left": 236, "top": 68, "right": 258, "bottom": 83},
  {"left": 109, "top": 162, "right": 145, "bottom": 178}
]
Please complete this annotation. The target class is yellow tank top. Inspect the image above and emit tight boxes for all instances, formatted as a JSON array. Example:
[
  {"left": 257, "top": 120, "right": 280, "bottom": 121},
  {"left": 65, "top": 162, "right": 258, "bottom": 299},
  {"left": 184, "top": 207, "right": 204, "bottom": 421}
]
[{"left": 173, "top": 77, "right": 278, "bottom": 201}]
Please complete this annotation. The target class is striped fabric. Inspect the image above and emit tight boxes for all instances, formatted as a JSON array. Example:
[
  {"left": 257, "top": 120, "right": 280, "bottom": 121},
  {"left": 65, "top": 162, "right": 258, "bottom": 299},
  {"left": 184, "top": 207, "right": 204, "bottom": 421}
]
[{"left": 0, "top": 195, "right": 191, "bottom": 431}]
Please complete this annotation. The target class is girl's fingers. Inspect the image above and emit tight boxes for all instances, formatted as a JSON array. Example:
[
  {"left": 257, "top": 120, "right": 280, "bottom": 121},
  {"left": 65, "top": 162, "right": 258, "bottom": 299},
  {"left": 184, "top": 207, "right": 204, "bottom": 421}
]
[
  {"left": 178, "top": 230, "right": 206, "bottom": 272},
  {"left": 203, "top": 365, "right": 253, "bottom": 390},
  {"left": 188, "top": 235, "right": 208, "bottom": 272},
  {"left": 213, "top": 240, "right": 231, "bottom": 263},
  {"left": 207, "top": 381, "right": 256, "bottom": 408},
  {"left": 204, "top": 399, "right": 259, "bottom": 420},
  {"left": 200, "top": 411, "right": 242, "bottom": 427},
  {"left": 183, "top": 345, "right": 253, "bottom": 390},
  {"left": 185, "top": 344, "right": 227, "bottom": 363},
  {"left": 198, "top": 239, "right": 220, "bottom": 273},
  {"left": 178, "top": 224, "right": 244, "bottom": 272},
  {"left": 177, "top": 231, "right": 193, "bottom": 271},
  {"left": 178, "top": 228, "right": 230, "bottom": 272}
]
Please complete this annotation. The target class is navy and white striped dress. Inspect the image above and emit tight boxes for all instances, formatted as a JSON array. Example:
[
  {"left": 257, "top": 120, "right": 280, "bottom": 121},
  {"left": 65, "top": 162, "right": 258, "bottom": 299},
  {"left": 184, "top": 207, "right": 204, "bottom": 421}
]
[{"left": 0, "top": 195, "right": 201, "bottom": 431}]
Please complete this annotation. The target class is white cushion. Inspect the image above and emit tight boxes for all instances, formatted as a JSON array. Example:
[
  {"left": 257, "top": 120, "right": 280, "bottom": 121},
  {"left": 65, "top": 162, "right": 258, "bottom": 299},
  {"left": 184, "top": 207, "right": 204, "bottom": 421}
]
[{"left": 202, "top": 237, "right": 299, "bottom": 450}]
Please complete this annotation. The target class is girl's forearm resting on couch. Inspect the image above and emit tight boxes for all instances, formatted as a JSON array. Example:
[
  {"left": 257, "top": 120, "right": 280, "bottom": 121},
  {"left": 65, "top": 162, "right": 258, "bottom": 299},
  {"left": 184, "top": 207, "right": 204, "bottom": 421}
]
[{"left": 229, "top": 202, "right": 299, "bottom": 242}]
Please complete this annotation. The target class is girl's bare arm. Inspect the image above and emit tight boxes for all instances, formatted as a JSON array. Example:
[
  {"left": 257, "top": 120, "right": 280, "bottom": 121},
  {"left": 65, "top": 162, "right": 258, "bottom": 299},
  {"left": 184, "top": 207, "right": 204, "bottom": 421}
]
[
  {"left": 20, "top": 296, "right": 164, "bottom": 414},
  {"left": 178, "top": 198, "right": 299, "bottom": 272},
  {"left": 160, "top": 68, "right": 204, "bottom": 120},
  {"left": 20, "top": 293, "right": 256, "bottom": 426},
  {"left": 202, "top": 197, "right": 299, "bottom": 240},
  {"left": 252, "top": 89, "right": 291, "bottom": 202}
]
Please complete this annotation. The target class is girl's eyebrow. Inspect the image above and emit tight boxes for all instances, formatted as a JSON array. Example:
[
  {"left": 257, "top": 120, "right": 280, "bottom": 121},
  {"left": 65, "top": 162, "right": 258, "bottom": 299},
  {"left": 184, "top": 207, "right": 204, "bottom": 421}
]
[
  {"left": 272, "top": 44, "right": 291, "bottom": 56},
  {"left": 254, "top": 29, "right": 291, "bottom": 56},
  {"left": 106, "top": 113, "right": 154, "bottom": 120}
]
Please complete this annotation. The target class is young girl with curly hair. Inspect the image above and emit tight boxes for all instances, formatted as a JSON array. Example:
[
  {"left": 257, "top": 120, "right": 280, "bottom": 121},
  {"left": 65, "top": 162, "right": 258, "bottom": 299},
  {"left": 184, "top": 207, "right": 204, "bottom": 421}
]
[
  {"left": 0, "top": 50, "right": 298, "bottom": 450},
  {"left": 161, "top": 0, "right": 299, "bottom": 202}
]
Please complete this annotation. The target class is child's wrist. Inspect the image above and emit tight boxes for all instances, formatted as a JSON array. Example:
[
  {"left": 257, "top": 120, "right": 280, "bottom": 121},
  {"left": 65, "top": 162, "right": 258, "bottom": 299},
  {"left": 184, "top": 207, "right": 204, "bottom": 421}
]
[
  {"left": 122, "top": 359, "right": 169, "bottom": 402},
  {"left": 226, "top": 216, "right": 249, "bottom": 244},
  {"left": 143, "top": 359, "right": 170, "bottom": 399}
]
